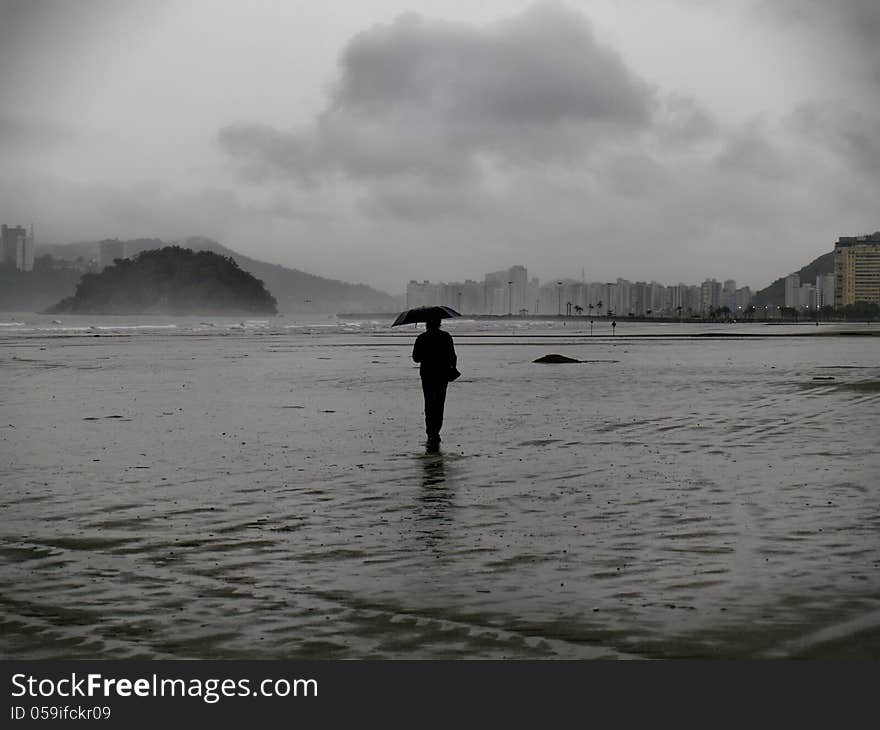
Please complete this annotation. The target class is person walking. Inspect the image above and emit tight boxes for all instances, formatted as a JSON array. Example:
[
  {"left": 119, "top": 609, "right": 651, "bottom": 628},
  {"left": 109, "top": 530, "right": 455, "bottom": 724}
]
[{"left": 412, "top": 317, "right": 457, "bottom": 449}]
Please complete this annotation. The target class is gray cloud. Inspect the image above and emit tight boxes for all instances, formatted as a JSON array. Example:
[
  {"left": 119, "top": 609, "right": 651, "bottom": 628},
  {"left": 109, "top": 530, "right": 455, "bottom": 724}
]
[
  {"left": 753, "top": 0, "right": 880, "bottom": 183},
  {"left": 219, "top": 3, "right": 655, "bottom": 186},
  {"left": 714, "top": 119, "right": 799, "bottom": 181},
  {"left": 757, "top": 0, "right": 880, "bottom": 94},
  {"left": 0, "top": 115, "right": 81, "bottom": 149},
  {"left": 790, "top": 103, "right": 880, "bottom": 180}
]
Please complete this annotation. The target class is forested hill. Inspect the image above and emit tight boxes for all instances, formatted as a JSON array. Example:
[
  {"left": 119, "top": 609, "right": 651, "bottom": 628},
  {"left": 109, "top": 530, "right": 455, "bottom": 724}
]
[
  {"left": 47, "top": 247, "right": 277, "bottom": 315},
  {"left": 38, "top": 237, "right": 402, "bottom": 313},
  {"left": 751, "top": 251, "right": 834, "bottom": 307}
]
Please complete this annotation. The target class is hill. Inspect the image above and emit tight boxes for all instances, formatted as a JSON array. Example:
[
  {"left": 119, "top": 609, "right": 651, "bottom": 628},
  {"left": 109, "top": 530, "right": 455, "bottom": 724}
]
[
  {"left": 751, "top": 251, "right": 835, "bottom": 307},
  {"left": 46, "top": 246, "right": 277, "bottom": 315},
  {"left": 37, "top": 237, "right": 403, "bottom": 313}
]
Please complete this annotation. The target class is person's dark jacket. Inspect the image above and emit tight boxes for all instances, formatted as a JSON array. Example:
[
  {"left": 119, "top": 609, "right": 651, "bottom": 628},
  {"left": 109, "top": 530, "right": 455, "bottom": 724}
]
[{"left": 412, "top": 329, "right": 456, "bottom": 380}]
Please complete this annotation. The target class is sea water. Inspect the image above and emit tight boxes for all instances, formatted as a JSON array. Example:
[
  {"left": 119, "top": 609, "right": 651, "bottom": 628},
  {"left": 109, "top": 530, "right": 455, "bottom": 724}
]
[{"left": 2, "top": 314, "right": 878, "bottom": 658}]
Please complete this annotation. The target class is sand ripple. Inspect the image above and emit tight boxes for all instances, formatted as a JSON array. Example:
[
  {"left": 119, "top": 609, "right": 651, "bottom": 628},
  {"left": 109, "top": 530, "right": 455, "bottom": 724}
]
[{"left": 1, "top": 327, "right": 879, "bottom": 658}]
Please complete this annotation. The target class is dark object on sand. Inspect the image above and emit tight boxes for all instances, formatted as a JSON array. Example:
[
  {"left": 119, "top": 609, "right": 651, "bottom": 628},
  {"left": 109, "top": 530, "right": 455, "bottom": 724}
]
[
  {"left": 534, "top": 354, "right": 581, "bottom": 363},
  {"left": 392, "top": 305, "right": 460, "bottom": 327}
]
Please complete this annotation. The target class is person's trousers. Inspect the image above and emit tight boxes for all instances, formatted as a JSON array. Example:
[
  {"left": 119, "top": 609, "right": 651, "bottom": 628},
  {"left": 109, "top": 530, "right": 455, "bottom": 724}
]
[{"left": 420, "top": 377, "right": 448, "bottom": 440}]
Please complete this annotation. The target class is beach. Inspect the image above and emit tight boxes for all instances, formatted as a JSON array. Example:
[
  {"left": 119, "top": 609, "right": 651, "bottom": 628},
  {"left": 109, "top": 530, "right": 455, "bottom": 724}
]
[{"left": 1, "top": 315, "right": 879, "bottom": 658}]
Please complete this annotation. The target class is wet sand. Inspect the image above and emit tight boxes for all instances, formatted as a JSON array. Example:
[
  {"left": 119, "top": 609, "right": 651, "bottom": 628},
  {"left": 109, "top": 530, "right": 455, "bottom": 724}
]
[{"left": 1, "top": 317, "right": 879, "bottom": 658}]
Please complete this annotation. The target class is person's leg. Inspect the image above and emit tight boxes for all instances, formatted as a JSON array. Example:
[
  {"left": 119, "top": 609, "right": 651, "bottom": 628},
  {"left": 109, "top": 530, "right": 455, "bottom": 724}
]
[
  {"left": 421, "top": 378, "right": 435, "bottom": 439},
  {"left": 421, "top": 378, "right": 447, "bottom": 441},
  {"left": 433, "top": 380, "right": 448, "bottom": 439}
]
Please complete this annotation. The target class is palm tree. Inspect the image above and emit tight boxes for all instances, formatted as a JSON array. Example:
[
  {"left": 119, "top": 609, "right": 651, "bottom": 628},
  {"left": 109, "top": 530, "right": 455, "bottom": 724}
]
[{"left": 597, "top": 299, "right": 603, "bottom": 316}]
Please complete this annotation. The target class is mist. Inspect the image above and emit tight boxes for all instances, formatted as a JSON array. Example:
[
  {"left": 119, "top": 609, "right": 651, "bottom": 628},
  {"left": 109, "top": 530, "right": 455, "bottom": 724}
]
[{"left": 2, "top": 0, "right": 878, "bottom": 292}]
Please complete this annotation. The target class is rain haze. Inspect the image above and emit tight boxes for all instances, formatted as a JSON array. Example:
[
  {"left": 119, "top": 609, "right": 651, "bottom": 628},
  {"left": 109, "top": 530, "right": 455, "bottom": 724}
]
[
  {"left": 2, "top": 0, "right": 879, "bottom": 292},
  {"left": 3, "top": 1, "right": 880, "bottom": 668}
]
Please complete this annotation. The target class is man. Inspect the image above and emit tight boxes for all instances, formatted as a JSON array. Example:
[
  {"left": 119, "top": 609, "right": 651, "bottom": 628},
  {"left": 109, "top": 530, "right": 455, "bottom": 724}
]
[{"left": 412, "top": 317, "right": 457, "bottom": 448}]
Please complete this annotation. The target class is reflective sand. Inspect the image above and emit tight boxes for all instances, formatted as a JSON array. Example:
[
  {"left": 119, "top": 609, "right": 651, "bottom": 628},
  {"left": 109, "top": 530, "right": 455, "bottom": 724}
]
[{"left": 2, "top": 319, "right": 878, "bottom": 658}]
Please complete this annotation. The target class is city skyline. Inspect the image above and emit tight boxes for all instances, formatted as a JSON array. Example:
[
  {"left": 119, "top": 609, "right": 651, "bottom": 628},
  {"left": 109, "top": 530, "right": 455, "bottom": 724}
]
[
  {"left": 2, "top": 1, "right": 878, "bottom": 292},
  {"left": 406, "top": 263, "right": 754, "bottom": 316}
]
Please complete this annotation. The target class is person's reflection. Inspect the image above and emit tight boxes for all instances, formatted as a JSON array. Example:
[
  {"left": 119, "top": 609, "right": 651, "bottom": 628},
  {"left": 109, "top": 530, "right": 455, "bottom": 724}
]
[
  {"left": 417, "top": 451, "right": 454, "bottom": 546},
  {"left": 421, "top": 450, "right": 446, "bottom": 487}
]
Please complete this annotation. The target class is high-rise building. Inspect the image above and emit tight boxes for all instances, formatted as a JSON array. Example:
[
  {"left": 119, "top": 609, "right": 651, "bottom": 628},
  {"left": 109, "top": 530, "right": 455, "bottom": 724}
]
[
  {"left": 508, "top": 265, "right": 528, "bottom": 314},
  {"left": 815, "top": 274, "right": 834, "bottom": 308},
  {"left": 402, "top": 267, "right": 753, "bottom": 318},
  {"left": 834, "top": 232, "right": 880, "bottom": 307},
  {"left": 734, "top": 286, "right": 752, "bottom": 313},
  {"left": 1, "top": 224, "right": 34, "bottom": 271},
  {"left": 700, "top": 278, "right": 721, "bottom": 312},
  {"left": 406, "top": 280, "right": 440, "bottom": 308},
  {"left": 784, "top": 274, "right": 800, "bottom": 308}
]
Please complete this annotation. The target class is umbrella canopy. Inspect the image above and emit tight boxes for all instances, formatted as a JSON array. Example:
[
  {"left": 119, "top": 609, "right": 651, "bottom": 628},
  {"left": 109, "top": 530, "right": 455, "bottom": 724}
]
[{"left": 391, "top": 305, "right": 461, "bottom": 327}]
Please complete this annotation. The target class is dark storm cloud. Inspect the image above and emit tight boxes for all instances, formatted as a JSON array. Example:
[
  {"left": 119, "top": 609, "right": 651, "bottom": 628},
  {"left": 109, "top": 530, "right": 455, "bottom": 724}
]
[
  {"left": 219, "top": 4, "right": 656, "bottom": 185},
  {"left": 756, "top": 0, "right": 880, "bottom": 182},
  {"left": 790, "top": 103, "right": 880, "bottom": 179},
  {"left": 762, "top": 0, "right": 880, "bottom": 66},
  {"left": 656, "top": 95, "right": 719, "bottom": 145},
  {"left": 358, "top": 176, "right": 492, "bottom": 221},
  {"left": 758, "top": 0, "right": 880, "bottom": 97},
  {"left": 714, "top": 121, "right": 797, "bottom": 181}
]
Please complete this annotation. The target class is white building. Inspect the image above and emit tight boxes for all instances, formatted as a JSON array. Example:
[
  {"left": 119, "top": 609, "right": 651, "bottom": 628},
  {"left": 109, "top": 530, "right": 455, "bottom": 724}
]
[
  {"left": 815, "top": 274, "right": 835, "bottom": 308},
  {"left": 1, "top": 224, "right": 34, "bottom": 271},
  {"left": 784, "top": 274, "right": 800, "bottom": 308}
]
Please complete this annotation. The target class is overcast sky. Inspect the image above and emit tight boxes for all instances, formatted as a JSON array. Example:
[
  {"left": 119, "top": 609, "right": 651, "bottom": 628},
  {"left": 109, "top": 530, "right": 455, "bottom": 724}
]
[{"left": 2, "top": 0, "right": 878, "bottom": 292}]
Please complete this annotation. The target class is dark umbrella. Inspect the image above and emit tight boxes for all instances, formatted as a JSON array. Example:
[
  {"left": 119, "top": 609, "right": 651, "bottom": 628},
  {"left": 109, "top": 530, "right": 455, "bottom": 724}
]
[{"left": 391, "top": 305, "right": 461, "bottom": 327}]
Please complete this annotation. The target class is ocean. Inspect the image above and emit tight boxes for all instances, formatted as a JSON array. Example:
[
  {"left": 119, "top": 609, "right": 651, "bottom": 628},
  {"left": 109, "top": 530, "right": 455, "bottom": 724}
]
[{"left": 2, "top": 313, "right": 878, "bottom": 658}]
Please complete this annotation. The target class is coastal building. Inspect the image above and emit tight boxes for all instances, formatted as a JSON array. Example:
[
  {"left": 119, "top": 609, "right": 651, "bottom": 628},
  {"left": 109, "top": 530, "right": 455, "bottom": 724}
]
[
  {"left": 406, "top": 280, "right": 440, "bottom": 308},
  {"left": 784, "top": 274, "right": 800, "bottom": 308},
  {"left": 834, "top": 232, "right": 880, "bottom": 307},
  {"left": 404, "top": 266, "right": 753, "bottom": 317},
  {"left": 722, "top": 279, "right": 737, "bottom": 311},
  {"left": 815, "top": 274, "right": 834, "bottom": 308},
  {"left": 734, "top": 286, "right": 752, "bottom": 313},
  {"left": 700, "top": 278, "right": 721, "bottom": 313},
  {"left": 798, "top": 283, "right": 816, "bottom": 309},
  {"left": 1, "top": 224, "right": 34, "bottom": 271}
]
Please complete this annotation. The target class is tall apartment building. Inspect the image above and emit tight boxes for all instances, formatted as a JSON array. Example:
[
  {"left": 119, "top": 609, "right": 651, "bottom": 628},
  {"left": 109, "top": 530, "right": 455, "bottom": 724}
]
[
  {"left": 734, "top": 286, "right": 752, "bottom": 312},
  {"left": 700, "top": 278, "right": 721, "bottom": 312},
  {"left": 834, "top": 232, "right": 880, "bottom": 307},
  {"left": 404, "top": 267, "right": 751, "bottom": 317},
  {"left": 508, "top": 265, "right": 528, "bottom": 314},
  {"left": 1, "top": 224, "right": 34, "bottom": 271},
  {"left": 722, "top": 279, "right": 737, "bottom": 311},
  {"left": 406, "top": 280, "right": 440, "bottom": 308},
  {"left": 784, "top": 274, "right": 800, "bottom": 308},
  {"left": 815, "top": 274, "right": 835, "bottom": 308}
]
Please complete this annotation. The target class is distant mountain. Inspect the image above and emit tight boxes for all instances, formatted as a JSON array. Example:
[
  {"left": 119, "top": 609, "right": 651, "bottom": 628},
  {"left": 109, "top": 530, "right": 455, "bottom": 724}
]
[
  {"left": 751, "top": 251, "right": 834, "bottom": 307},
  {"left": 36, "top": 237, "right": 404, "bottom": 313}
]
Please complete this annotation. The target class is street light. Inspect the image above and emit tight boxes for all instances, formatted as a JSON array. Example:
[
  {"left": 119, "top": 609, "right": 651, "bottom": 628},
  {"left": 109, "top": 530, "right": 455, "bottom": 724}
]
[
  {"left": 507, "top": 281, "right": 513, "bottom": 315},
  {"left": 557, "top": 281, "right": 562, "bottom": 316},
  {"left": 458, "top": 291, "right": 462, "bottom": 314}
]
